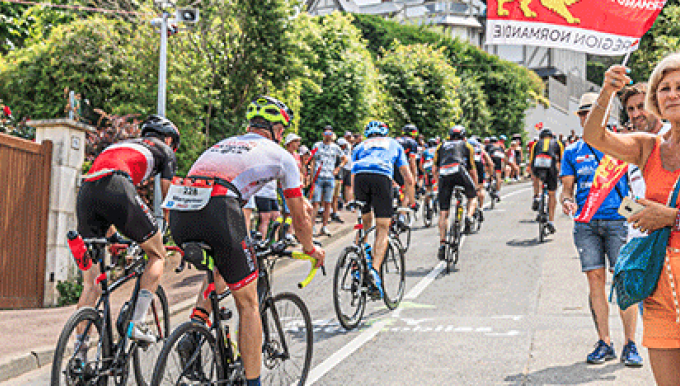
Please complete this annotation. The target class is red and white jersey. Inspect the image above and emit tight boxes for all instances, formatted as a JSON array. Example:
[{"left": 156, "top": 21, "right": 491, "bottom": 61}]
[
  {"left": 188, "top": 133, "right": 302, "bottom": 200},
  {"left": 88, "top": 137, "right": 176, "bottom": 185}
]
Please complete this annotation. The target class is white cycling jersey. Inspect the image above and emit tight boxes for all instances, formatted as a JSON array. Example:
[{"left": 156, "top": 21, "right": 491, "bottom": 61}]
[{"left": 188, "top": 132, "right": 302, "bottom": 201}]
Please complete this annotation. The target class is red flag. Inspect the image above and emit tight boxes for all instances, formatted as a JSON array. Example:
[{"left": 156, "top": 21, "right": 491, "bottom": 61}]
[{"left": 486, "top": 0, "right": 666, "bottom": 55}]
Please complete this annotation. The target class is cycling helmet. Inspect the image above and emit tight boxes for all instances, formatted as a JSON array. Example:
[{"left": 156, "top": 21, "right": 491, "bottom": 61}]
[
  {"left": 427, "top": 138, "right": 438, "bottom": 147},
  {"left": 141, "top": 114, "right": 181, "bottom": 152},
  {"left": 499, "top": 134, "right": 507, "bottom": 141},
  {"left": 403, "top": 124, "right": 418, "bottom": 138},
  {"left": 449, "top": 125, "right": 466, "bottom": 139},
  {"left": 489, "top": 136, "right": 498, "bottom": 143},
  {"left": 539, "top": 128, "right": 553, "bottom": 139},
  {"left": 365, "top": 120, "right": 389, "bottom": 137},
  {"left": 246, "top": 95, "right": 294, "bottom": 140},
  {"left": 468, "top": 137, "right": 480, "bottom": 147}
]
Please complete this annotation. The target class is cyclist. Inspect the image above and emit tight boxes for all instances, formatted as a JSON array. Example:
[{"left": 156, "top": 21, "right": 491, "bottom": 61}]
[
  {"left": 76, "top": 115, "right": 179, "bottom": 343},
  {"left": 352, "top": 121, "right": 415, "bottom": 298},
  {"left": 394, "top": 124, "right": 419, "bottom": 189},
  {"left": 529, "top": 127, "right": 564, "bottom": 234},
  {"left": 485, "top": 135, "right": 505, "bottom": 198},
  {"left": 168, "top": 96, "right": 325, "bottom": 386},
  {"left": 468, "top": 136, "right": 493, "bottom": 217},
  {"left": 434, "top": 125, "right": 478, "bottom": 260},
  {"left": 420, "top": 138, "right": 438, "bottom": 212}
]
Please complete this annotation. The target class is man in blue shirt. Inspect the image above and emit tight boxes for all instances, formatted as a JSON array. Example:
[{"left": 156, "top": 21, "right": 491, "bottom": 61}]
[
  {"left": 352, "top": 121, "right": 415, "bottom": 298},
  {"left": 559, "top": 93, "right": 640, "bottom": 367}
]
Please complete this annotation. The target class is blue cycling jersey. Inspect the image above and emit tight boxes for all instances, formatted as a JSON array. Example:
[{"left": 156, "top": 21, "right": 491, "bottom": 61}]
[{"left": 352, "top": 137, "right": 408, "bottom": 179}]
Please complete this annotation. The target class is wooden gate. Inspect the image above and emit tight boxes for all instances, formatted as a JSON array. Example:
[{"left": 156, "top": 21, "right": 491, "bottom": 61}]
[{"left": 0, "top": 133, "right": 52, "bottom": 308}]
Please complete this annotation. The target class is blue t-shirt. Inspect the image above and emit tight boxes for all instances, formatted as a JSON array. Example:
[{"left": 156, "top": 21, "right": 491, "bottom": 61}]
[
  {"left": 560, "top": 140, "right": 629, "bottom": 220},
  {"left": 352, "top": 136, "right": 408, "bottom": 178}
]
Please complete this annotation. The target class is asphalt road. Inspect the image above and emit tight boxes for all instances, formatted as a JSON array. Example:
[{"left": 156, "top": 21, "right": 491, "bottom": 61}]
[{"left": 3, "top": 182, "right": 656, "bottom": 385}]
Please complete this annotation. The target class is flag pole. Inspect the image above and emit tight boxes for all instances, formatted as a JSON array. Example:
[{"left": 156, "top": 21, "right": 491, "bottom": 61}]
[{"left": 601, "top": 40, "right": 637, "bottom": 126}]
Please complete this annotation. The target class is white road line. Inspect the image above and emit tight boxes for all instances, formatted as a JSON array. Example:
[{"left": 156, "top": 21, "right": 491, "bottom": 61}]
[{"left": 307, "top": 187, "right": 529, "bottom": 384}]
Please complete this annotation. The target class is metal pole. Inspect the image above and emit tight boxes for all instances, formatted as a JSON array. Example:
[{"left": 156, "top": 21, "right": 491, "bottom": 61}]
[
  {"left": 69, "top": 90, "right": 75, "bottom": 120},
  {"left": 154, "top": 11, "right": 169, "bottom": 229}
]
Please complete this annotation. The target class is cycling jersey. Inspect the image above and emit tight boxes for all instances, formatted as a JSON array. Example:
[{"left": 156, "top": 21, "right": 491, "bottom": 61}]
[
  {"left": 187, "top": 133, "right": 302, "bottom": 200},
  {"left": 485, "top": 144, "right": 505, "bottom": 161},
  {"left": 434, "top": 140, "right": 476, "bottom": 175},
  {"left": 421, "top": 147, "right": 437, "bottom": 174},
  {"left": 351, "top": 136, "right": 408, "bottom": 179},
  {"left": 529, "top": 138, "right": 564, "bottom": 169},
  {"left": 87, "top": 137, "right": 177, "bottom": 185},
  {"left": 396, "top": 136, "right": 418, "bottom": 159}
]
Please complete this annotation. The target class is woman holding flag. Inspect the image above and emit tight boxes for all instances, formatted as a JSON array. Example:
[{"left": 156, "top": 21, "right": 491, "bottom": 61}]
[{"left": 583, "top": 54, "right": 680, "bottom": 386}]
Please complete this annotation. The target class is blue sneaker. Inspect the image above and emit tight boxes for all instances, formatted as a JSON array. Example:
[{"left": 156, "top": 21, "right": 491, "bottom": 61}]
[
  {"left": 587, "top": 340, "right": 616, "bottom": 364},
  {"left": 368, "top": 267, "right": 383, "bottom": 300},
  {"left": 621, "top": 341, "right": 643, "bottom": 367}
]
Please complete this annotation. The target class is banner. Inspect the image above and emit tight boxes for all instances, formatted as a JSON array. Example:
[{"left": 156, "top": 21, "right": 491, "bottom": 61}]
[
  {"left": 486, "top": 0, "right": 666, "bottom": 55},
  {"left": 575, "top": 155, "right": 628, "bottom": 222}
]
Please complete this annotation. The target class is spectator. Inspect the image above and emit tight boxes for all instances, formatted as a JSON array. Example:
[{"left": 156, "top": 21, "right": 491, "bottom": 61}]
[
  {"left": 299, "top": 145, "right": 311, "bottom": 190},
  {"left": 583, "top": 57, "right": 680, "bottom": 382},
  {"left": 334, "top": 137, "right": 353, "bottom": 218},
  {"left": 560, "top": 92, "right": 641, "bottom": 367},
  {"left": 344, "top": 131, "right": 354, "bottom": 146},
  {"left": 310, "top": 126, "right": 346, "bottom": 236},
  {"left": 254, "top": 180, "right": 281, "bottom": 237},
  {"left": 353, "top": 132, "right": 363, "bottom": 145}
]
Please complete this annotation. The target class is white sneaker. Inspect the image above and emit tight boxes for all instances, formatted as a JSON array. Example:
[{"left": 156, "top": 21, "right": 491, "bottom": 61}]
[
  {"left": 320, "top": 226, "right": 332, "bottom": 236},
  {"left": 128, "top": 321, "right": 157, "bottom": 343}
]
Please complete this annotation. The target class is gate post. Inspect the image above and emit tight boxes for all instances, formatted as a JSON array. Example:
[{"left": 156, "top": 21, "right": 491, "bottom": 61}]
[{"left": 30, "top": 119, "right": 95, "bottom": 306}]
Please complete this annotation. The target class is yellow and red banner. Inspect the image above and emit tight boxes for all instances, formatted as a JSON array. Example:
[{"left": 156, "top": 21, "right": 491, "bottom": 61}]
[
  {"left": 486, "top": 0, "right": 666, "bottom": 55},
  {"left": 575, "top": 155, "right": 628, "bottom": 222}
]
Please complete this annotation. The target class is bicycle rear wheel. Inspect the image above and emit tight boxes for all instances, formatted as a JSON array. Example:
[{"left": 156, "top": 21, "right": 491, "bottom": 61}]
[
  {"left": 261, "top": 292, "right": 313, "bottom": 386},
  {"left": 333, "top": 246, "right": 367, "bottom": 330},
  {"left": 132, "top": 285, "right": 171, "bottom": 386},
  {"left": 381, "top": 238, "right": 405, "bottom": 310},
  {"left": 396, "top": 212, "right": 411, "bottom": 253},
  {"left": 446, "top": 217, "right": 461, "bottom": 274},
  {"left": 538, "top": 196, "right": 546, "bottom": 243},
  {"left": 51, "top": 307, "right": 110, "bottom": 386},
  {"left": 150, "top": 321, "right": 222, "bottom": 386},
  {"left": 422, "top": 201, "right": 433, "bottom": 228}
]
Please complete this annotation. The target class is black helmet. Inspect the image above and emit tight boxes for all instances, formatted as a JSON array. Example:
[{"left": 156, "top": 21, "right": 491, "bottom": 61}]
[
  {"left": 449, "top": 125, "right": 466, "bottom": 140},
  {"left": 427, "top": 137, "right": 438, "bottom": 147},
  {"left": 539, "top": 128, "right": 553, "bottom": 139},
  {"left": 403, "top": 124, "right": 418, "bottom": 137},
  {"left": 141, "top": 114, "right": 180, "bottom": 151},
  {"left": 489, "top": 136, "right": 498, "bottom": 143}
]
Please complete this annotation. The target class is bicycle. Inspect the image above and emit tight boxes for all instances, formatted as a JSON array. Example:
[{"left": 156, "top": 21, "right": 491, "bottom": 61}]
[
  {"left": 536, "top": 178, "right": 551, "bottom": 243},
  {"left": 333, "top": 201, "right": 406, "bottom": 330},
  {"left": 52, "top": 233, "right": 180, "bottom": 386},
  {"left": 485, "top": 174, "right": 500, "bottom": 210},
  {"left": 443, "top": 186, "right": 467, "bottom": 274},
  {"left": 150, "top": 218, "right": 323, "bottom": 386}
]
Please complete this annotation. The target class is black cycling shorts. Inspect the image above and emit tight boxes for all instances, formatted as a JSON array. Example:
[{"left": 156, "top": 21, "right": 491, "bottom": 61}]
[
  {"left": 438, "top": 170, "right": 476, "bottom": 211},
  {"left": 393, "top": 167, "right": 404, "bottom": 187},
  {"left": 491, "top": 157, "right": 503, "bottom": 172},
  {"left": 169, "top": 196, "right": 258, "bottom": 291},
  {"left": 77, "top": 174, "right": 158, "bottom": 243},
  {"left": 255, "top": 197, "right": 279, "bottom": 213},
  {"left": 475, "top": 161, "right": 485, "bottom": 184},
  {"left": 353, "top": 173, "right": 394, "bottom": 219},
  {"left": 532, "top": 166, "right": 559, "bottom": 191}
]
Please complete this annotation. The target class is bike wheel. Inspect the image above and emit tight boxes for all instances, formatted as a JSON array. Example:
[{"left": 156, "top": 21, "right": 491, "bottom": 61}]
[
  {"left": 397, "top": 212, "right": 411, "bottom": 253},
  {"left": 474, "top": 209, "right": 482, "bottom": 233},
  {"left": 538, "top": 197, "right": 546, "bottom": 243},
  {"left": 422, "top": 201, "right": 433, "bottom": 228},
  {"left": 446, "top": 219, "right": 461, "bottom": 274},
  {"left": 333, "top": 246, "right": 367, "bottom": 330},
  {"left": 150, "top": 321, "right": 222, "bottom": 386},
  {"left": 261, "top": 292, "right": 313, "bottom": 386},
  {"left": 132, "top": 285, "right": 171, "bottom": 386},
  {"left": 51, "top": 307, "right": 110, "bottom": 386},
  {"left": 381, "top": 238, "right": 405, "bottom": 310}
]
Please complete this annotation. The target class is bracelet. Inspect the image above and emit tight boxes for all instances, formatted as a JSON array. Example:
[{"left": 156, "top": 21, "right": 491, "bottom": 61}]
[
  {"left": 674, "top": 209, "right": 680, "bottom": 232},
  {"left": 562, "top": 197, "right": 574, "bottom": 204},
  {"left": 303, "top": 246, "right": 316, "bottom": 256}
]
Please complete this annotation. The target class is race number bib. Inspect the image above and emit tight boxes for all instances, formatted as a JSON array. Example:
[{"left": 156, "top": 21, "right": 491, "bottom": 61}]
[
  {"left": 440, "top": 163, "right": 460, "bottom": 176},
  {"left": 493, "top": 151, "right": 505, "bottom": 159},
  {"left": 533, "top": 154, "right": 553, "bottom": 168},
  {"left": 162, "top": 182, "right": 213, "bottom": 211},
  {"left": 474, "top": 153, "right": 482, "bottom": 162}
]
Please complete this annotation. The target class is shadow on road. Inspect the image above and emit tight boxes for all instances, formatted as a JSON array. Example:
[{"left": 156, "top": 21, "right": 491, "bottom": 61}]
[
  {"left": 504, "top": 361, "right": 621, "bottom": 385},
  {"left": 507, "top": 238, "right": 553, "bottom": 248},
  {"left": 405, "top": 267, "right": 435, "bottom": 278},
  {"left": 519, "top": 219, "right": 537, "bottom": 224},
  {"left": 172, "top": 272, "right": 204, "bottom": 288}
]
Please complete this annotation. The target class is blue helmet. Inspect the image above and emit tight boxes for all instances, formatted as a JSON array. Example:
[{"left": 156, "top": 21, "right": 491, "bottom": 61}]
[{"left": 365, "top": 120, "right": 389, "bottom": 137}]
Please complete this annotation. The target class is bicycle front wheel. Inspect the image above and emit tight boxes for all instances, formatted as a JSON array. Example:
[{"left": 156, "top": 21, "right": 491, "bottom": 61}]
[
  {"left": 422, "top": 201, "right": 433, "bottom": 228},
  {"left": 51, "top": 307, "right": 109, "bottom": 386},
  {"left": 150, "top": 321, "right": 222, "bottom": 386},
  {"left": 333, "top": 246, "right": 367, "bottom": 331},
  {"left": 261, "top": 292, "right": 313, "bottom": 386},
  {"left": 381, "top": 238, "right": 405, "bottom": 310},
  {"left": 132, "top": 285, "right": 171, "bottom": 386}
]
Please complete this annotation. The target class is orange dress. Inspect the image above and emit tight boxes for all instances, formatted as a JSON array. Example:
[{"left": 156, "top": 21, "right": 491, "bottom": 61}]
[{"left": 642, "top": 137, "right": 680, "bottom": 349}]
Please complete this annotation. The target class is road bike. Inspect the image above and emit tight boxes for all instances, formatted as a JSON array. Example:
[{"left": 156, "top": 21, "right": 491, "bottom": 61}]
[
  {"left": 52, "top": 234, "right": 180, "bottom": 386},
  {"left": 443, "top": 186, "right": 466, "bottom": 274},
  {"left": 468, "top": 206, "right": 483, "bottom": 234},
  {"left": 421, "top": 190, "right": 438, "bottom": 228},
  {"left": 333, "top": 201, "right": 406, "bottom": 330},
  {"left": 150, "top": 218, "right": 322, "bottom": 386},
  {"left": 536, "top": 178, "right": 551, "bottom": 243},
  {"left": 485, "top": 174, "right": 500, "bottom": 210}
]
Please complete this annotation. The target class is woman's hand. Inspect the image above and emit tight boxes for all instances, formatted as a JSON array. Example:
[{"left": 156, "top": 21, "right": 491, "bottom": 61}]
[
  {"left": 602, "top": 65, "right": 632, "bottom": 95},
  {"left": 628, "top": 197, "right": 677, "bottom": 234}
]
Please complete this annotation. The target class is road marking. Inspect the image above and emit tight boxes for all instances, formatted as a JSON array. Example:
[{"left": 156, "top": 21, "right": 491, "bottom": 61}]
[{"left": 307, "top": 187, "right": 530, "bottom": 385}]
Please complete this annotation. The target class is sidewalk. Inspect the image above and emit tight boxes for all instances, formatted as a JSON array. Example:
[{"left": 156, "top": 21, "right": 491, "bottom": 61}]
[{"left": 0, "top": 209, "right": 356, "bottom": 383}]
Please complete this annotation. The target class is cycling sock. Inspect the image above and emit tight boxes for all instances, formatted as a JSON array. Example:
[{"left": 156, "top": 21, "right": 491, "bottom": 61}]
[
  {"left": 246, "top": 376, "right": 261, "bottom": 386},
  {"left": 190, "top": 307, "right": 212, "bottom": 327},
  {"left": 131, "top": 289, "right": 153, "bottom": 322}
]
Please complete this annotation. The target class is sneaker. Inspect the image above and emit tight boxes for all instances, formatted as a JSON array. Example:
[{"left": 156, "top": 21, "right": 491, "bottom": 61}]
[
  {"left": 621, "top": 341, "right": 643, "bottom": 367},
  {"left": 477, "top": 209, "right": 484, "bottom": 223},
  {"left": 331, "top": 213, "right": 344, "bottom": 224},
  {"left": 438, "top": 244, "right": 446, "bottom": 261},
  {"left": 367, "top": 267, "right": 383, "bottom": 300},
  {"left": 285, "top": 233, "right": 298, "bottom": 245},
  {"left": 177, "top": 331, "right": 203, "bottom": 381},
  {"left": 531, "top": 197, "right": 539, "bottom": 211},
  {"left": 546, "top": 222, "right": 556, "bottom": 234},
  {"left": 127, "top": 321, "right": 157, "bottom": 344},
  {"left": 320, "top": 226, "right": 332, "bottom": 237},
  {"left": 587, "top": 340, "right": 616, "bottom": 364}
]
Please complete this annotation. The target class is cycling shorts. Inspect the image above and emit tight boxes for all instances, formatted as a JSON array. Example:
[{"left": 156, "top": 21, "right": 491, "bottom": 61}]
[
  {"left": 255, "top": 197, "right": 279, "bottom": 213},
  {"left": 169, "top": 196, "right": 258, "bottom": 291},
  {"left": 76, "top": 174, "right": 158, "bottom": 243},
  {"left": 475, "top": 161, "right": 485, "bottom": 184},
  {"left": 491, "top": 157, "right": 503, "bottom": 172},
  {"left": 353, "top": 173, "right": 394, "bottom": 219},
  {"left": 342, "top": 169, "right": 352, "bottom": 188},
  {"left": 438, "top": 170, "right": 476, "bottom": 212},
  {"left": 532, "top": 166, "right": 558, "bottom": 191}
]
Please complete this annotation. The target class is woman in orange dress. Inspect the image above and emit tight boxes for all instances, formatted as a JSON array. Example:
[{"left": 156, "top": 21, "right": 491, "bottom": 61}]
[{"left": 583, "top": 53, "right": 680, "bottom": 386}]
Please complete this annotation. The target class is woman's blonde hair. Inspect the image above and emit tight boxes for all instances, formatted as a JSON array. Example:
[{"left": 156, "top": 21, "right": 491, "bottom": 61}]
[{"left": 646, "top": 52, "right": 680, "bottom": 118}]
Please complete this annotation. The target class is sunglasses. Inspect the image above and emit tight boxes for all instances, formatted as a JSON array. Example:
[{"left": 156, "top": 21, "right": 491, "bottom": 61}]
[{"left": 577, "top": 111, "right": 589, "bottom": 118}]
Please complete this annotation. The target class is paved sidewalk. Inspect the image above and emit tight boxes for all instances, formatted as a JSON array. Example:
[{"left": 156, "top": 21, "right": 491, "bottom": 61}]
[{"left": 0, "top": 209, "right": 356, "bottom": 383}]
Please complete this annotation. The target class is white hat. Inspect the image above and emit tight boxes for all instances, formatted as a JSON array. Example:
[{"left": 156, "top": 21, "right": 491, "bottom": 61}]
[
  {"left": 337, "top": 138, "right": 349, "bottom": 146},
  {"left": 284, "top": 132, "right": 301, "bottom": 145},
  {"left": 299, "top": 145, "right": 310, "bottom": 155},
  {"left": 576, "top": 93, "right": 599, "bottom": 114}
]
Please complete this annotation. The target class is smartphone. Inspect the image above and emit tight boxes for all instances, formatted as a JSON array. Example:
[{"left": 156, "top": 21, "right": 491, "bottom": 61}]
[{"left": 618, "top": 196, "right": 645, "bottom": 219}]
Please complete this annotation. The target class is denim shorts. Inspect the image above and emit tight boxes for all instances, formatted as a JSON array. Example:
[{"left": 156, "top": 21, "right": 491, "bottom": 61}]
[
  {"left": 573, "top": 219, "right": 627, "bottom": 272},
  {"left": 312, "top": 177, "right": 335, "bottom": 203}
]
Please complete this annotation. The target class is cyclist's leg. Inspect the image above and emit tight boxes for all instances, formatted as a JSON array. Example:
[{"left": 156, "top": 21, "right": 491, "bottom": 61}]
[
  {"left": 547, "top": 168, "right": 559, "bottom": 223},
  {"left": 437, "top": 176, "right": 454, "bottom": 243},
  {"left": 372, "top": 218, "right": 391, "bottom": 270},
  {"left": 232, "top": 280, "right": 262, "bottom": 381},
  {"left": 361, "top": 174, "right": 393, "bottom": 270}
]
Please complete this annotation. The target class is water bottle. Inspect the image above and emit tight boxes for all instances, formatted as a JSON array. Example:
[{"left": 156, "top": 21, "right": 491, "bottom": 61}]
[{"left": 67, "top": 231, "right": 92, "bottom": 271}]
